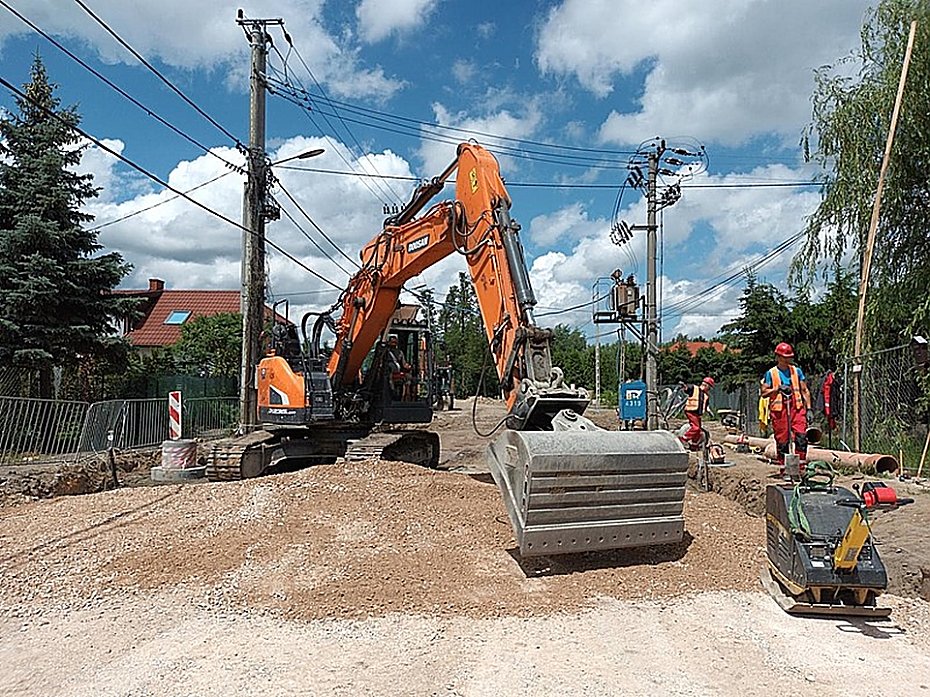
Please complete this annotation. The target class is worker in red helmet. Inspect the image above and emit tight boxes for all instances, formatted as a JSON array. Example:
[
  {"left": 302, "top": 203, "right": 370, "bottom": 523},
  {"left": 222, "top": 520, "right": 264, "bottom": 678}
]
[
  {"left": 760, "top": 342, "right": 812, "bottom": 474},
  {"left": 680, "top": 376, "right": 715, "bottom": 450}
]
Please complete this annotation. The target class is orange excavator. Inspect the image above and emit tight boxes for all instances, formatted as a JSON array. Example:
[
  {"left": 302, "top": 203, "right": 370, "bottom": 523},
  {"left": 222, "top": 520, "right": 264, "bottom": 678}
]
[{"left": 208, "top": 142, "right": 688, "bottom": 557}]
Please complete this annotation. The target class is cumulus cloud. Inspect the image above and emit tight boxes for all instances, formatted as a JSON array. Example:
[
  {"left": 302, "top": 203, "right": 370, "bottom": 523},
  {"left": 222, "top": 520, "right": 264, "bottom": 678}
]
[
  {"left": 79, "top": 135, "right": 424, "bottom": 321},
  {"left": 356, "top": 0, "right": 439, "bottom": 43},
  {"left": 526, "top": 164, "right": 821, "bottom": 338},
  {"left": 1, "top": 0, "right": 404, "bottom": 100},
  {"left": 535, "top": 0, "right": 869, "bottom": 146},
  {"left": 418, "top": 102, "right": 543, "bottom": 176}
]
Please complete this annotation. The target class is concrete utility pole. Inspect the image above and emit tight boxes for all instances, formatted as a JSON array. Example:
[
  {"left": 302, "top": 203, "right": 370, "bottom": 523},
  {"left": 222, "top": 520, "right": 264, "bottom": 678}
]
[
  {"left": 645, "top": 144, "right": 662, "bottom": 430},
  {"left": 238, "top": 14, "right": 282, "bottom": 431}
]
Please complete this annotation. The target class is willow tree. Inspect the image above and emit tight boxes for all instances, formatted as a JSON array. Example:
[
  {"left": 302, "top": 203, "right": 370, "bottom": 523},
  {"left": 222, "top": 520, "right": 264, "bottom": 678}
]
[{"left": 795, "top": 0, "right": 930, "bottom": 349}]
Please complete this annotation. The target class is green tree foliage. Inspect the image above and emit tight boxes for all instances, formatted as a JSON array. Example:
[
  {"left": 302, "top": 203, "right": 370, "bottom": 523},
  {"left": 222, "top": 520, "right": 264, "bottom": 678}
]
[
  {"left": 796, "top": 0, "right": 930, "bottom": 347},
  {"left": 437, "top": 273, "right": 500, "bottom": 397},
  {"left": 0, "top": 56, "right": 132, "bottom": 396},
  {"left": 171, "top": 312, "right": 242, "bottom": 377},
  {"left": 721, "top": 270, "right": 857, "bottom": 382}
]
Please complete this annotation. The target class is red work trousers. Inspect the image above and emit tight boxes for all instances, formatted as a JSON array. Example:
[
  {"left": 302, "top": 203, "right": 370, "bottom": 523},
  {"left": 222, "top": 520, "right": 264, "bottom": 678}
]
[
  {"left": 770, "top": 407, "right": 807, "bottom": 464},
  {"left": 683, "top": 412, "right": 703, "bottom": 445}
]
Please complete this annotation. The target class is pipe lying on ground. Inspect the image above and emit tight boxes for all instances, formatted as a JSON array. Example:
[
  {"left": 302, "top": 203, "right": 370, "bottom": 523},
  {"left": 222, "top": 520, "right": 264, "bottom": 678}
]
[{"left": 722, "top": 435, "right": 898, "bottom": 474}]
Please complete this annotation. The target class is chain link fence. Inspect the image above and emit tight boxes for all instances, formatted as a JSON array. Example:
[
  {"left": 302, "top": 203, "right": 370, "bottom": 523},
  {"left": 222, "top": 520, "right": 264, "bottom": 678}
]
[
  {"left": 839, "top": 344, "right": 924, "bottom": 464},
  {"left": 0, "top": 395, "right": 238, "bottom": 467}
]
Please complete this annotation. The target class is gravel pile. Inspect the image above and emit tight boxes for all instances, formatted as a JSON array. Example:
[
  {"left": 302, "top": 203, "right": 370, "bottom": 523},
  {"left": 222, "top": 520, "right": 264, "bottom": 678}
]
[{"left": 0, "top": 459, "right": 763, "bottom": 621}]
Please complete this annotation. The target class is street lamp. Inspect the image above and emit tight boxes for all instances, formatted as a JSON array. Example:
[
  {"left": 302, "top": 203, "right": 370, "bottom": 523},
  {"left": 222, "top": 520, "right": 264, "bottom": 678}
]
[{"left": 271, "top": 148, "right": 325, "bottom": 166}]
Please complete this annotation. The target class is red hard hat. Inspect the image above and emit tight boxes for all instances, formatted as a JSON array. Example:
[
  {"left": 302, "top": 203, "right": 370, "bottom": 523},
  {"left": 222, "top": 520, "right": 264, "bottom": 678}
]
[
  {"left": 774, "top": 342, "right": 795, "bottom": 357},
  {"left": 702, "top": 376, "right": 715, "bottom": 387}
]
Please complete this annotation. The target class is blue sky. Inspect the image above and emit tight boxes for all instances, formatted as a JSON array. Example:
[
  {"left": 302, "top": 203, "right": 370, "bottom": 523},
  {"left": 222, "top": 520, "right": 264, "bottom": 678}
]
[{"left": 0, "top": 0, "right": 874, "bottom": 340}]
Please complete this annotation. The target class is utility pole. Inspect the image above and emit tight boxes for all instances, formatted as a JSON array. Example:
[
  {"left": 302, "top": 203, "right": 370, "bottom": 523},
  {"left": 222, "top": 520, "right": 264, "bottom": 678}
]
[
  {"left": 237, "top": 13, "right": 282, "bottom": 431},
  {"left": 645, "top": 143, "right": 662, "bottom": 430},
  {"left": 594, "top": 325, "right": 602, "bottom": 407}
]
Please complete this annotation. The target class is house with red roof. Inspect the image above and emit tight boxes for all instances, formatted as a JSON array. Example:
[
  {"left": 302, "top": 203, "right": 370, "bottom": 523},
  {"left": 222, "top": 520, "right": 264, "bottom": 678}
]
[
  {"left": 665, "top": 340, "right": 734, "bottom": 356},
  {"left": 116, "top": 278, "right": 276, "bottom": 349}
]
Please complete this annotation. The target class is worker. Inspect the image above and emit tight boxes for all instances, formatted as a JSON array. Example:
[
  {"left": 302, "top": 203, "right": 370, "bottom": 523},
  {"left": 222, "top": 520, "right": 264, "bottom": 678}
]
[
  {"left": 760, "top": 342, "right": 813, "bottom": 474},
  {"left": 680, "top": 377, "right": 715, "bottom": 450},
  {"left": 385, "top": 334, "right": 412, "bottom": 399}
]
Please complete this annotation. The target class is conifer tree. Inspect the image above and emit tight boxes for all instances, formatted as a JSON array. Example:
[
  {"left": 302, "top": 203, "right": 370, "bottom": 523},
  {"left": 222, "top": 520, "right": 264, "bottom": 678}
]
[{"left": 0, "top": 55, "right": 132, "bottom": 397}]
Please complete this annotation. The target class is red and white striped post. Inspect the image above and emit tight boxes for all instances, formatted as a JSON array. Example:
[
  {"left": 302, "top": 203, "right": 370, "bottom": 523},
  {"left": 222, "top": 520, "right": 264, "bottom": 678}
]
[{"left": 168, "top": 390, "right": 182, "bottom": 440}]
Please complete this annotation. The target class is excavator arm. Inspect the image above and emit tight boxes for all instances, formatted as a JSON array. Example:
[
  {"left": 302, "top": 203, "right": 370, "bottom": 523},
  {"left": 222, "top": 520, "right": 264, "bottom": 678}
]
[
  {"left": 237, "top": 141, "right": 688, "bottom": 558},
  {"left": 327, "top": 142, "right": 587, "bottom": 429}
]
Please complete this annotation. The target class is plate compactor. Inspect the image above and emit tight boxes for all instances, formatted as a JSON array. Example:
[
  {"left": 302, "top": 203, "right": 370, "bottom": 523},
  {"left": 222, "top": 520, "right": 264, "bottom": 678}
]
[{"left": 762, "top": 463, "right": 913, "bottom": 618}]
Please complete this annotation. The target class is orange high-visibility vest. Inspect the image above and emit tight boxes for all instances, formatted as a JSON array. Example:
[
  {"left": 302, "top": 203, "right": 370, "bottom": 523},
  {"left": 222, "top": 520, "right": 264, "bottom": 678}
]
[
  {"left": 685, "top": 385, "right": 706, "bottom": 414},
  {"left": 767, "top": 366, "right": 804, "bottom": 412}
]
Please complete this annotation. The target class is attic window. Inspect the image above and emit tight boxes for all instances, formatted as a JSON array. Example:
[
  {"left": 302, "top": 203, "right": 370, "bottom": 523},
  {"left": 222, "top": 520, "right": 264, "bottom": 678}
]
[{"left": 164, "top": 310, "right": 192, "bottom": 325}]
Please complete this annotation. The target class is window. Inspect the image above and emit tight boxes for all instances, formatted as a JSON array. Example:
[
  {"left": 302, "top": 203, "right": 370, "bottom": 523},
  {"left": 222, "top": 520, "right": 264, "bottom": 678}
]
[{"left": 164, "top": 310, "right": 192, "bottom": 325}]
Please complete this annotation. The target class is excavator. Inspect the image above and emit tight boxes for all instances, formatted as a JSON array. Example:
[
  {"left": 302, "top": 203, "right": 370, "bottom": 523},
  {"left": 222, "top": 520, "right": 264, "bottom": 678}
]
[{"left": 208, "top": 142, "right": 688, "bottom": 557}]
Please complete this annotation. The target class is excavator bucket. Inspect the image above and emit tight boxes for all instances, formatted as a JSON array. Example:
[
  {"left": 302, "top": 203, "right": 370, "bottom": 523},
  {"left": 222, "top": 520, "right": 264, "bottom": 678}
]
[{"left": 487, "top": 429, "right": 688, "bottom": 557}]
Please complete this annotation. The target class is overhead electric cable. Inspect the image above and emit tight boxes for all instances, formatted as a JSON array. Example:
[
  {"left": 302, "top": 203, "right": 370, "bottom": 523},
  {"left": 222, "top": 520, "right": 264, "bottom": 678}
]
[
  {"left": 0, "top": 75, "right": 341, "bottom": 290},
  {"left": 278, "top": 29, "right": 406, "bottom": 203},
  {"left": 88, "top": 170, "right": 235, "bottom": 232},
  {"left": 273, "top": 179, "right": 361, "bottom": 269},
  {"left": 0, "top": 0, "right": 244, "bottom": 173},
  {"left": 70, "top": 0, "right": 243, "bottom": 150},
  {"left": 266, "top": 51, "right": 402, "bottom": 206}
]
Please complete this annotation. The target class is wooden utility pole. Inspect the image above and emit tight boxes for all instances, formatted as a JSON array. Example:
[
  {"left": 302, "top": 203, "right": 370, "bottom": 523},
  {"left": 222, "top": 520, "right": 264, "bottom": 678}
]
[
  {"left": 852, "top": 20, "right": 917, "bottom": 450},
  {"left": 237, "top": 14, "right": 283, "bottom": 431}
]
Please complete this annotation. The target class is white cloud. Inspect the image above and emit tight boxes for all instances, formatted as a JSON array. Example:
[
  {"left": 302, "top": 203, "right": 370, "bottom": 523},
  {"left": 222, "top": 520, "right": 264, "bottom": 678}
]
[
  {"left": 528, "top": 203, "right": 600, "bottom": 247},
  {"left": 417, "top": 102, "right": 543, "bottom": 176},
  {"left": 356, "top": 0, "right": 439, "bottom": 43},
  {"left": 1, "top": 0, "right": 404, "bottom": 100},
  {"left": 525, "top": 163, "right": 822, "bottom": 338},
  {"left": 535, "top": 0, "right": 870, "bottom": 145},
  {"left": 79, "top": 136, "right": 425, "bottom": 321}
]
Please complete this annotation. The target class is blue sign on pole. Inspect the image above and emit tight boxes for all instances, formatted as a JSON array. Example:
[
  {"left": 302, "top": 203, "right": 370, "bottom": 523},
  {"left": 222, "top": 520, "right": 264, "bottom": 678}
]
[{"left": 620, "top": 380, "right": 647, "bottom": 421}]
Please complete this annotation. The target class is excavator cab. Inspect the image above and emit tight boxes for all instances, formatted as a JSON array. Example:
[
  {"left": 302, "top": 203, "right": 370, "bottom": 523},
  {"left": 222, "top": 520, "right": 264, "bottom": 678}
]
[{"left": 364, "top": 304, "right": 435, "bottom": 424}]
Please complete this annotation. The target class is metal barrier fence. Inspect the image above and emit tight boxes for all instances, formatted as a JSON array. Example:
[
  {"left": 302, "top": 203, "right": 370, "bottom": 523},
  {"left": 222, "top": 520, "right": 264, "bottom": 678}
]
[
  {"left": 0, "top": 398, "right": 89, "bottom": 466},
  {"left": 0, "top": 395, "right": 237, "bottom": 467}
]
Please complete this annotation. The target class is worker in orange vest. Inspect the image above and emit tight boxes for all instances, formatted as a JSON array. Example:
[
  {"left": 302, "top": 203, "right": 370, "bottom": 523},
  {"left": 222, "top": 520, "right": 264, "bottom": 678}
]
[
  {"left": 760, "top": 342, "right": 812, "bottom": 473},
  {"left": 681, "top": 376, "right": 715, "bottom": 450}
]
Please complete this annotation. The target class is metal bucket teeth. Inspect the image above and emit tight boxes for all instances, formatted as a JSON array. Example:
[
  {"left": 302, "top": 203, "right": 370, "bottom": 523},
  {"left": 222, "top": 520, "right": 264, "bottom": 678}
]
[{"left": 487, "top": 429, "right": 687, "bottom": 557}]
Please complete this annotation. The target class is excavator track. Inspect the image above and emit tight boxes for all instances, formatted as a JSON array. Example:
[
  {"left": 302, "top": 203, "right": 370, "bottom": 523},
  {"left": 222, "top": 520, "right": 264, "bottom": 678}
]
[
  {"left": 345, "top": 430, "right": 440, "bottom": 468},
  {"left": 206, "top": 430, "right": 276, "bottom": 481}
]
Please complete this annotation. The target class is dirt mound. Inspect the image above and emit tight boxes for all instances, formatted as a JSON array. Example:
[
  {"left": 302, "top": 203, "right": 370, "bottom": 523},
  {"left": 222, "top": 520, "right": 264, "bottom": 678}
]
[{"left": 0, "top": 459, "right": 764, "bottom": 620}]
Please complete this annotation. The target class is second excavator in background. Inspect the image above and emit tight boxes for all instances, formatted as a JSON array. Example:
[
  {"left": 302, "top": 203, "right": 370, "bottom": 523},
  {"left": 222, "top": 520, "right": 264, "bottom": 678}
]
[{"left": 209, "top": 141, "right": 687, "bottom": 558}]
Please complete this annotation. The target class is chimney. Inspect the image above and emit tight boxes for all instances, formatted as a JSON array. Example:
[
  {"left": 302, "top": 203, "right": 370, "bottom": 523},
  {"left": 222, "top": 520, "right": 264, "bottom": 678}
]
[{"left": 148, "top": 278, "right": 165, "bottom": 292}]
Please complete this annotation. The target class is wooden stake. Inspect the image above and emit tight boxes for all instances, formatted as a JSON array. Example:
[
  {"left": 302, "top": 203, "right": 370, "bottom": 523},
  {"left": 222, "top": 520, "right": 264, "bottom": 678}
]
[
  {"left": 917, "top": 428, "right": 930, "bottom": 480},
  {"left": 852, "top": 20, "right": 918, "bottom": 451}
]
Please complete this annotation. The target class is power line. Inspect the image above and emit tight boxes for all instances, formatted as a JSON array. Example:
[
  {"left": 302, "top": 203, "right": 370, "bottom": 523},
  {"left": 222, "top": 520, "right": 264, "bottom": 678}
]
[
  {"left": 0, "top": 0, "right": 244, "bottom": 174},
  {"left": 275, "top": 203, "right": 353, "bottom": 277},
  {"left": 276, "top": 27, "right": 406, "bottom": 204},
  {"left": 272, "top": 178, "right": 361, "bottom": 269},
  {"left": 266, "top": 79, "right": 636, "bottom": 171},
  {"left": 0, "top": 74, "right": 342, "bottom": 291},
  {"left": 536, "top": 292, "right": 610, "bottom": 318},
  {"left": 70, "top": 0, "right": 243, "bottom": 150},
  {"left": 266, "top": 53, "right": 402, "bottom": 207},
  {"left": 662, "top": 230, "right": 806, "bottom": 318},
  {"left": 265, "top": 76, "right": 641, "bottom": 157},
  {"left": 87, "top": 170, "right": 235, "bottom": 232},
  {"left": 276, "top": 163, "right": 820, "bottom": 191}
]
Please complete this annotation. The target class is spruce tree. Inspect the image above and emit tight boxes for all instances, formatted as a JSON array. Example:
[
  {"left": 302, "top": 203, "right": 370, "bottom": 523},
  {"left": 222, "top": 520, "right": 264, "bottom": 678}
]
[{"left": 0, "top": 55, "right": 132, "bottom": 397}]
